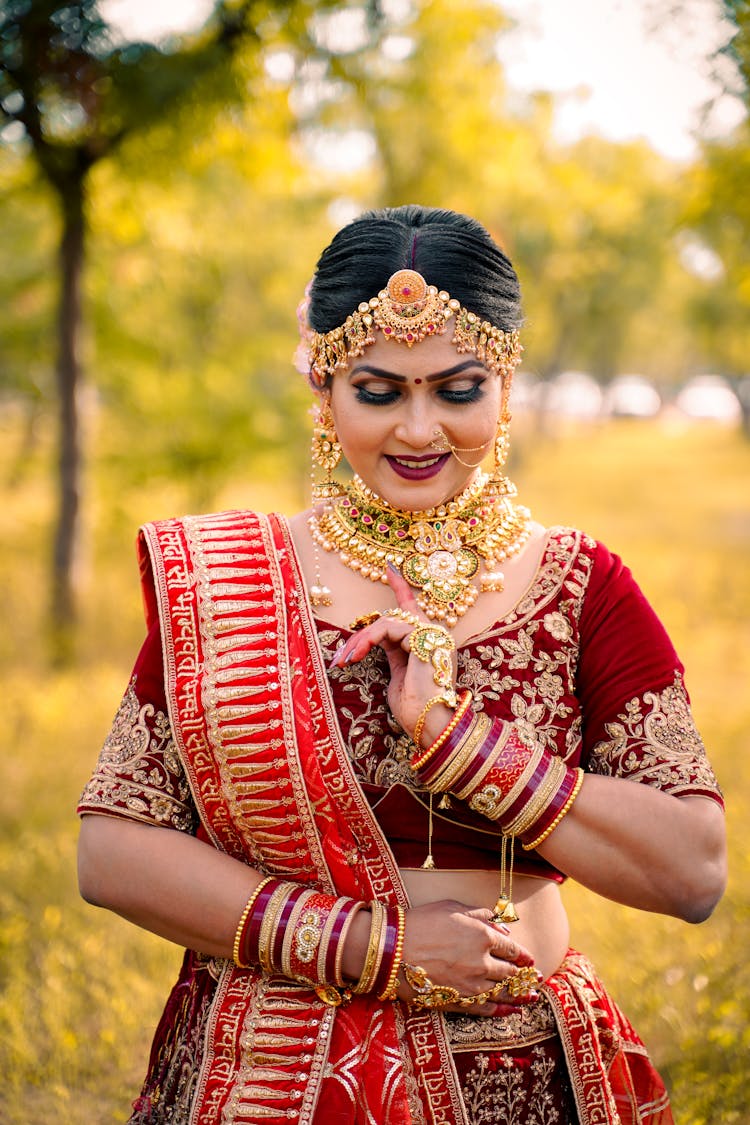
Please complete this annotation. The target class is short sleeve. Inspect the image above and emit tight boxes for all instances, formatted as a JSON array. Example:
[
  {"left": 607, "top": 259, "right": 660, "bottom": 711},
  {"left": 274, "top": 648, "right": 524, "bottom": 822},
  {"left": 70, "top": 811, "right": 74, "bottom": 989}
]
[
  {"left": 77, "top": 619, "right": 199, "bottom": 832},
  {"left": 578, "top": 541, "right": 723, "bottom": 807}
]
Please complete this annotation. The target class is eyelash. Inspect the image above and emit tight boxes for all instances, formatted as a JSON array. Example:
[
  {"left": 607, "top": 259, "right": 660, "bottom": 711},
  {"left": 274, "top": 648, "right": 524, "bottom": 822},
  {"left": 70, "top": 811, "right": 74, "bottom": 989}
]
[{"left": 354, "top": 384, "right": 486, "bottom": 406}]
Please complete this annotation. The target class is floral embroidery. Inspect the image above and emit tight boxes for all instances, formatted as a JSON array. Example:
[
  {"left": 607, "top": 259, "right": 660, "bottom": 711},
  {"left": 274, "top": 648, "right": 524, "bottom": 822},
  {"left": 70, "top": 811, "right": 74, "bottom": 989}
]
[
  {"left": 78, "top": 678, "right": 197, "bottom": 832},
  {"left": 587, "top": 673, "right": 723, "bottom": 800},
  {"left": 459, "top": 1046, "right": 565, "bottom": 1124}
]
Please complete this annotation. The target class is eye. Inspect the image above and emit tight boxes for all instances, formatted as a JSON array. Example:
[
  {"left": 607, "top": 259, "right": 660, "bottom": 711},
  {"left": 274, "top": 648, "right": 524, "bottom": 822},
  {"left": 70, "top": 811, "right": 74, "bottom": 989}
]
[
  {"left": 354, "top": 385, "right": 401, "bottom": 406},
  {"left": 438, "top": 381, "right": 486, "bottom": 405}
]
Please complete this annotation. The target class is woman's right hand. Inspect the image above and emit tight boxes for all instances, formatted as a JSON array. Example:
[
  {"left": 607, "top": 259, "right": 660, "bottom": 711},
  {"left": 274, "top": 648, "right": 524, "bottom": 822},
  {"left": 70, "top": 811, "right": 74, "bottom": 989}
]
[{"left": 396, "top": 899, "right": 539, "bottom": 1015}]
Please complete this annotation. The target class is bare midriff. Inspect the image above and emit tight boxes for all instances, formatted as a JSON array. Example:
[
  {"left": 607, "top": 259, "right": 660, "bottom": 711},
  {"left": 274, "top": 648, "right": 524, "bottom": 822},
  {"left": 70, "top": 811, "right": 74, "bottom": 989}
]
[{"left": 401, "top": 868, "right": 570, "bottom": 981}]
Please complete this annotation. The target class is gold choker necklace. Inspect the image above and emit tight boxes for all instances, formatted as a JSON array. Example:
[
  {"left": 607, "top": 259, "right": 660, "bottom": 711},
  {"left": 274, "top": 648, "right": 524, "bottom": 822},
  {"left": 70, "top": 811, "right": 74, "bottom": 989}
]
[{"left": 309, "top": 474, "right": 533, "bottom": 625}]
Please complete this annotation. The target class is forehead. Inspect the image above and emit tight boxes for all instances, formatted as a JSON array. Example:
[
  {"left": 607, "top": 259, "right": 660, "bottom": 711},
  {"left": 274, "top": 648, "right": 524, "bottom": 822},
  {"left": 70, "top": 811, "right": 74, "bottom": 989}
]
[{"left": 345, "top": 331, "right": 489, "bottom": 378}]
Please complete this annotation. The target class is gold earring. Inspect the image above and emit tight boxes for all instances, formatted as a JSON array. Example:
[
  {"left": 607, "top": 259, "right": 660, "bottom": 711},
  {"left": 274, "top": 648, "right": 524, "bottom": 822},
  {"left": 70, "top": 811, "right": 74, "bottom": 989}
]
[{"left": 311, "top": 398, "right": 343, "bottom": 501}]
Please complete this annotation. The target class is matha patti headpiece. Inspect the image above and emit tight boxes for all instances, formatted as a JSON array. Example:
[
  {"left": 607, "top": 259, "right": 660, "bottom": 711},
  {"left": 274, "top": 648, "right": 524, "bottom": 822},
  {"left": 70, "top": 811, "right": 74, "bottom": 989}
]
[{"left": 301, "top": 269, "right": 522, "bottom": 388}]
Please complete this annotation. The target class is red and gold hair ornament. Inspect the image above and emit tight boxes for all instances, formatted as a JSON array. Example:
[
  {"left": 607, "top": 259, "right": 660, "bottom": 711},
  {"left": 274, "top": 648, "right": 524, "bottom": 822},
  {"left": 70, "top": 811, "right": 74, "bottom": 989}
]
[{"left": 302, "top": 269, "right": 522, "bottom": 388}]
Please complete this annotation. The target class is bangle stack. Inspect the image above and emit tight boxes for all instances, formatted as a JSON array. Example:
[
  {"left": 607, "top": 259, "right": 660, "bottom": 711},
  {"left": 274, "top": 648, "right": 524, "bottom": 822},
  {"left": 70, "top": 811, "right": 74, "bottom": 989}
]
[
  {"left": 410, "top": 709, "right": 584, "bottom": 844},
  {"left": 231, "top": 881, "right": 407, "bottom": 1007}
]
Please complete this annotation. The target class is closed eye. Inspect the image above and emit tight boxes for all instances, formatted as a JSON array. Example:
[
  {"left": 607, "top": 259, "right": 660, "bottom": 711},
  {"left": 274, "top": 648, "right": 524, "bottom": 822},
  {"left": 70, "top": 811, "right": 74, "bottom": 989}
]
[
  {"left": 438, "top": 383, "right": 486, "bottom": 404},
  {"left": 354, "top": 386, "right": 401, "bottom": 406}
]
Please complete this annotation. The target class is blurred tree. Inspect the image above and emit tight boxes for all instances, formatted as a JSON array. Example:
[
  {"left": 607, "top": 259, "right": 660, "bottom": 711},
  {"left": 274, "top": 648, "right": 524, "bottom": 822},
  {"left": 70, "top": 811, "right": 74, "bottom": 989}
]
[
  {"left": 313, "top": 0, "right": 691, "bottom": 385},
  {"left": 0, "top": 0, "right": 374, "bottom": 659}
]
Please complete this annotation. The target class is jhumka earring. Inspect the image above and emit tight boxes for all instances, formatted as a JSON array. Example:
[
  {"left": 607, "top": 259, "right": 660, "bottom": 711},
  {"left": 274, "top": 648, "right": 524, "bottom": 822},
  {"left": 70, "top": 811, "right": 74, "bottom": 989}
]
[
  {"left": 311, "top": 399, "right": 343, "bottom": 502},
  {"left": 309, "top": 399, "right": 341, "bottom": 608}
]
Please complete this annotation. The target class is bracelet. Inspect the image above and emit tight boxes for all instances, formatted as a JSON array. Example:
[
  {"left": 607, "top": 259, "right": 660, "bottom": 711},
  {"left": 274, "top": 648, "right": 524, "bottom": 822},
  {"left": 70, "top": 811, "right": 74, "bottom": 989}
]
[
  {"left": 412, "top": 693, "right": 456, "bottom": 753},
  {"left": 414, "top": 706, "right": 477, "bottom": 783},
  {"left": 412, "top": 690, "right": 473, "bottom": 768},
  {"left": 352, "top": 902, "right": 387, "bottom": 995},
  {"left": 378, "top": 905, "right": 407, "bottom": 1001},
  {"left": 334, "top": 900, "right": 367, "bottom": 988},
  {"left": 232, "top": 876, "right": 275, "bottom": 967},
  {"left": 523, "top": 767, "right": 584, "bottom": 850},
  {"left": 407, "top": 624, "right": 457, "bottom": 701}
]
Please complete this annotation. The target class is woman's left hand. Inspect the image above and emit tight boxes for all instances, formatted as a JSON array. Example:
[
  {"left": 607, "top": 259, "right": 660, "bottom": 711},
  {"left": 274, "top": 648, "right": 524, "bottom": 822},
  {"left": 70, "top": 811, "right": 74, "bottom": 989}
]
[{"left": 329, "top": 565, "right": 456, "bottom": 742}]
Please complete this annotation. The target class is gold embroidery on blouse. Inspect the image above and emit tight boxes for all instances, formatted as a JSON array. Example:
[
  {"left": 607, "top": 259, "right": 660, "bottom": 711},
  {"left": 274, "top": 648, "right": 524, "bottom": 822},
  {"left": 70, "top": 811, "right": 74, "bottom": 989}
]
[
  {"left": 587, "top": 673, "right": 722, "bottom": 799},
  {"left": 78, "top": 678, "right": 196, "bottom": 832},
  {"left": 458, "top": 1044, "right": 563, "bottom": 1124}
]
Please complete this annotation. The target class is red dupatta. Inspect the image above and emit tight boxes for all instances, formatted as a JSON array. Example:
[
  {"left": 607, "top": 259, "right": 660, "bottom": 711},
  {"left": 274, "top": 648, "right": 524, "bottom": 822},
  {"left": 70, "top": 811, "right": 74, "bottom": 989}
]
[{"left": 138, "top": 509, "right": 468, "bottom": 1125}]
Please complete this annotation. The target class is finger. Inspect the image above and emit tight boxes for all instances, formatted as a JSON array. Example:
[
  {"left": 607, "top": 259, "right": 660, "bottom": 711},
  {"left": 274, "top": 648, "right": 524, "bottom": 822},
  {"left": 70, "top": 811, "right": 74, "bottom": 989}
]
[
  {"left": 386, "top": 563, "right": 422, "bottom": 615},
  {"left": 329, "top": 617, "right": 414, "bottom": 667}
]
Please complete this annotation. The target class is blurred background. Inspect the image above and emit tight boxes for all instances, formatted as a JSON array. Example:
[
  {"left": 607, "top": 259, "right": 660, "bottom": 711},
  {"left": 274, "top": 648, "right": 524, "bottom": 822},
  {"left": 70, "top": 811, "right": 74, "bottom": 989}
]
[{"left": 1, "top": 1, "right": 748, "bottom": 1120}]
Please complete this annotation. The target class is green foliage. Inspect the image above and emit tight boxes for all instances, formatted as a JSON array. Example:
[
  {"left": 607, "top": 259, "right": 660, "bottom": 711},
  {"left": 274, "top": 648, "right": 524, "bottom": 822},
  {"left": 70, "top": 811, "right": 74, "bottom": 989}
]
[{"left": 1, "top": 418, "right": 748, "bottom": 1122}]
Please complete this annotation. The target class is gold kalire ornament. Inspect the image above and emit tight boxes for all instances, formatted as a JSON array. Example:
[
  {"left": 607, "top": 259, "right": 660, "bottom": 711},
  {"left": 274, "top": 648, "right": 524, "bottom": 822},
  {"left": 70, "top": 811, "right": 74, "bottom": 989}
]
[{"left": 309, "top": 472, "right": 532, "bottom": 626}]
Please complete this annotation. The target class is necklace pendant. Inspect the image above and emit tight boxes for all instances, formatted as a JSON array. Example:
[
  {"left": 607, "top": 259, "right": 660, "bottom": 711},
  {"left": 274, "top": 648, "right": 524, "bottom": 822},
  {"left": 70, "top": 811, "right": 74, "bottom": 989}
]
[
  {"left": 490, "top": 895, "right": 520, "bottom": 924},
  {"left": 421, "top": 853, "right": 436, "bottom": 870}
]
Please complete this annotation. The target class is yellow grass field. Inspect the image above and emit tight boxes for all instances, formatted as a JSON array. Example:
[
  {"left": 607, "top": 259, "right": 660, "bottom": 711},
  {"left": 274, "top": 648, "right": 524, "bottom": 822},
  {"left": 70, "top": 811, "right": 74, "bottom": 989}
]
[{"left": 1, "top": 414, "right": 748, "bottom": 1123}]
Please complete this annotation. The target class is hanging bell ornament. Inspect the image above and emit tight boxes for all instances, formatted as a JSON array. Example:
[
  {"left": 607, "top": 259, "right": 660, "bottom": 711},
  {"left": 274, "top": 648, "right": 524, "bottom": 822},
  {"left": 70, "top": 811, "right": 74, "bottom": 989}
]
[{"left": 491, "top": 896, "right": 520, "bottom": 924}]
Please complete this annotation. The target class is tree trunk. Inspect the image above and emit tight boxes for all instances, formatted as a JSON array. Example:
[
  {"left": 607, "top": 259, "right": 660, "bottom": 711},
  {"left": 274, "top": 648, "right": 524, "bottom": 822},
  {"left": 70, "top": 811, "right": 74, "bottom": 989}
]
[{"left": 51, "top": 177, "right": 85, "bottom": 664}]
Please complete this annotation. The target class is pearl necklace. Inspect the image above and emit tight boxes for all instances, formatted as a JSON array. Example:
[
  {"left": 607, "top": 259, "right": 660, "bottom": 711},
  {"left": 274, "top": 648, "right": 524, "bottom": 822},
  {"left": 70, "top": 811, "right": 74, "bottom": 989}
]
[{"left": 309, "top": 473, "right": 533, "bottom": 626}]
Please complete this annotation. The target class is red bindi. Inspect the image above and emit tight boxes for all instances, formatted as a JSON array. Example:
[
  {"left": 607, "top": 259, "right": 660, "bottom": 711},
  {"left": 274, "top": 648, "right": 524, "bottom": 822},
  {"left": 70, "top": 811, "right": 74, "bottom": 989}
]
[{"left": 414, "top": 377, "right": 423, "bottom": 384}]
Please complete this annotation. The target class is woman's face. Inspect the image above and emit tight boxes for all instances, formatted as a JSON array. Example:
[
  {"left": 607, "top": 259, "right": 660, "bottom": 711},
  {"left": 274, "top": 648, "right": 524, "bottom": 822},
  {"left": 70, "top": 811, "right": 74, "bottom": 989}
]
[{"left": 327, "top": 331, "right": 502, "bottom": 511}]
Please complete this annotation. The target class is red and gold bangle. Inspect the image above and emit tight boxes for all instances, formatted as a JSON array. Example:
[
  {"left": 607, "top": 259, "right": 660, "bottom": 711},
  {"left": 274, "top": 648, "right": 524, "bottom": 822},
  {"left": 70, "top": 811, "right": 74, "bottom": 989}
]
[
  {"left": 413, "top": 706, "right": 476, "bottom": 783},
  {"left": 523, "top": 767, "right": 584, "bottom": 850},
  {"left": 352, "top": 901, "right": 387, "bottom": 995},
  {"left": 371, "top": 904, "right": 399, "bottom": 999},
  {"left": 449, "top": 718, "right": 514, "bottom": 799},
  {"left": 237, "top": 877, "right": 286, "bottom": 969},
  {"left": 411, "top": 690, "right": 473, "bottom": 771},
  {"left": 232, "top": 876, "right": 275, "bottom": 967},
  {"left": 274, "top": 886, "right": 309, "bottom": 972},
  {"left": 286, "top": 891, "right": 337, "bottom": 983},
  {"left": 378, "top": 905, "right": 407, "bottom": 1001},
  {"left": 317, "top": 896, "right": 356, "bottom": 986},
  {"left": 504, "top": 756, "right": 568, "bottom": 837},
  {"left": 257, "top": 882, "right": 296, "bottom": 974},
  {"left": 426, "top": 714, "right": 500, "bottom": 795},
  {"left": 335, "top": 900, "right": 367, "bottom": 988}
]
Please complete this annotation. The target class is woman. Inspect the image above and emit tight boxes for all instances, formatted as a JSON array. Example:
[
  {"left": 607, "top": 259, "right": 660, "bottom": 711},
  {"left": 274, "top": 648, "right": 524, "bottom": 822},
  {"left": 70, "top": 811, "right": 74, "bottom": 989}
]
[{"left": 77, "top": 205, "right": 726, "bottom": 1124}]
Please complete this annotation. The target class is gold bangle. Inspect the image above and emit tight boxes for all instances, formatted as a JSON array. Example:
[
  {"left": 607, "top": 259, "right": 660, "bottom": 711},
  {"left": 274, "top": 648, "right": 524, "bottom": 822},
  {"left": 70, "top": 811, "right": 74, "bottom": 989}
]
[
  {"left": 412, "top": 690, "right": 472, "bottom": 766},
  {"left": 523, "top": 768, "right": 585, "bottom": 850},
  {"left": 232, "top": 876, "right": 275, "bottom": 967},
  {"left": 378, "top": 905, "right": 407, "bottom": 1001},
  {"left": 412, "top": 694, "right": 455, "bottom": 751},
  {"left": 451, "top": 716, "right": 508, "bottom": 799},
  {"left": 335, "top": 900, "right": 367, "bottom": 988},
  {"left": 505, "top": 756, "right": 568, "bottom": 838},
  {"left": 352, "top": 902, "right": 386, "bottom": 995},
  {"left": 258, "top": 882, "right": 294, "bottom": 974}
]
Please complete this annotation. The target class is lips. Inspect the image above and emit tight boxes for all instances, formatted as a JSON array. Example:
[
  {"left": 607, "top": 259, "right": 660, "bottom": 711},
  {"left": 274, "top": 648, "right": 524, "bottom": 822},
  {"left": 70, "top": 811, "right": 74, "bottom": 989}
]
[{"left": 384, "top": 452, "right": 450, "bottom": 480}]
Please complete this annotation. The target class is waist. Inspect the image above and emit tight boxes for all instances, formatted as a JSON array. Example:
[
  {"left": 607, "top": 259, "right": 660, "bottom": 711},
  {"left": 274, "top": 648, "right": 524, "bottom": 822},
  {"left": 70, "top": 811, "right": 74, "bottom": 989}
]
[{"left": 401, "top": 867, "right": 570, "bottom": 981}]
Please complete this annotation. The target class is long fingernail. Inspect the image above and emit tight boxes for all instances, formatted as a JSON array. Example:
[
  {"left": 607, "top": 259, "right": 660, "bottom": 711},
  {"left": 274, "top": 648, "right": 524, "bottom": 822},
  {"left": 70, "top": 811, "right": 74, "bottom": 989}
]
[
  {"left": 387, "top": 562, "right": 399, "bottom": 575},
  {"left": 495, "top": 923, "right": 511, "bottom": 934}
]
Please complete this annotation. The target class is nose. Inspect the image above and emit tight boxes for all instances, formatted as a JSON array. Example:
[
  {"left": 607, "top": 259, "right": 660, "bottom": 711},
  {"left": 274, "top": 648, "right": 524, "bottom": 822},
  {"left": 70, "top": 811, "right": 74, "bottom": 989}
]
[{"left": 393, "top": 397, "right": 438, "bottom": 449}]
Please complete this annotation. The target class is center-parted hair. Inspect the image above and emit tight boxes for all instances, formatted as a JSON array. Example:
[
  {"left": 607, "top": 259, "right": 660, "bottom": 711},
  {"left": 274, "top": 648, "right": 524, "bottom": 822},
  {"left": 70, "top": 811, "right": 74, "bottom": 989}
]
[{"left": 307, "top": 205, "right": 522, "bottom": 336}]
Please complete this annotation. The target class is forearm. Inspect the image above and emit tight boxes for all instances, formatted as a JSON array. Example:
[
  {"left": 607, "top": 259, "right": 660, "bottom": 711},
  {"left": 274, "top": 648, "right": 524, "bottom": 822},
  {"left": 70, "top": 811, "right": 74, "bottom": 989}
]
[
  {"left": 536, "top": 779, "right": 726, "bottom": 921},
  {"left": 78, "top": 814, "right": 262, "bottom": 958}
]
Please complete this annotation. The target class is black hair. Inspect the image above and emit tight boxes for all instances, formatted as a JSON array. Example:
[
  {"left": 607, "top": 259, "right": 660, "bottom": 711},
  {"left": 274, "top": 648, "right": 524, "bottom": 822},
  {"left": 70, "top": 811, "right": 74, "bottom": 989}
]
[{"left": 307, "top": 204, "right": 522, "bottom": 334}]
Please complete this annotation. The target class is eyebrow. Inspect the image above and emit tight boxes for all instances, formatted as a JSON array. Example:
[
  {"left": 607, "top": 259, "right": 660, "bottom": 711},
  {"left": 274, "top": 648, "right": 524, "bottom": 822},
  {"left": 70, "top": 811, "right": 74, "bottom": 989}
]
[{"left": 348, "top": 359, "right": 485, "bottom": 383}]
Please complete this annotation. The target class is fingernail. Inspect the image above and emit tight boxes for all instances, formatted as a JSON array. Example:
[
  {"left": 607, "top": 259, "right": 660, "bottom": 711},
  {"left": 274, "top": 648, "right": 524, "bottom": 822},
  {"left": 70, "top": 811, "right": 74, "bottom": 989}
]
[
  {"left": 387, "top": 562, "right": 399, "bottom": 575},
  {"left": 496, "top": 923, "right": 511, "bottom": 934}
]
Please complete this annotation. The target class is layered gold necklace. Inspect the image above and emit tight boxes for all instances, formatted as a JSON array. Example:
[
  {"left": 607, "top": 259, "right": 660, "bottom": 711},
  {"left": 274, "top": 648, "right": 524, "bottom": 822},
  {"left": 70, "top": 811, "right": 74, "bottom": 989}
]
[{"left": 309, "top": 473, "right": 533, "bottom": 626}]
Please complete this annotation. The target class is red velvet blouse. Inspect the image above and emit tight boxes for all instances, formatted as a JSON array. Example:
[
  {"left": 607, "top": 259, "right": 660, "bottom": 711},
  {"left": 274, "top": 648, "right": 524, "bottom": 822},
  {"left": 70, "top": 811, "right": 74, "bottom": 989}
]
[{"left": 78, "top": 528, "right": 723, "bottom": 881}]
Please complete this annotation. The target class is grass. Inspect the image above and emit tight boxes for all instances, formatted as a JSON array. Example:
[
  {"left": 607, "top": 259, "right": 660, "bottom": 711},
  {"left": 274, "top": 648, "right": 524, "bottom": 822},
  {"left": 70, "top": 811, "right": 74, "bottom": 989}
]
[{"left": 1, "top": 414, "right": 748, "bottom": 1123}]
